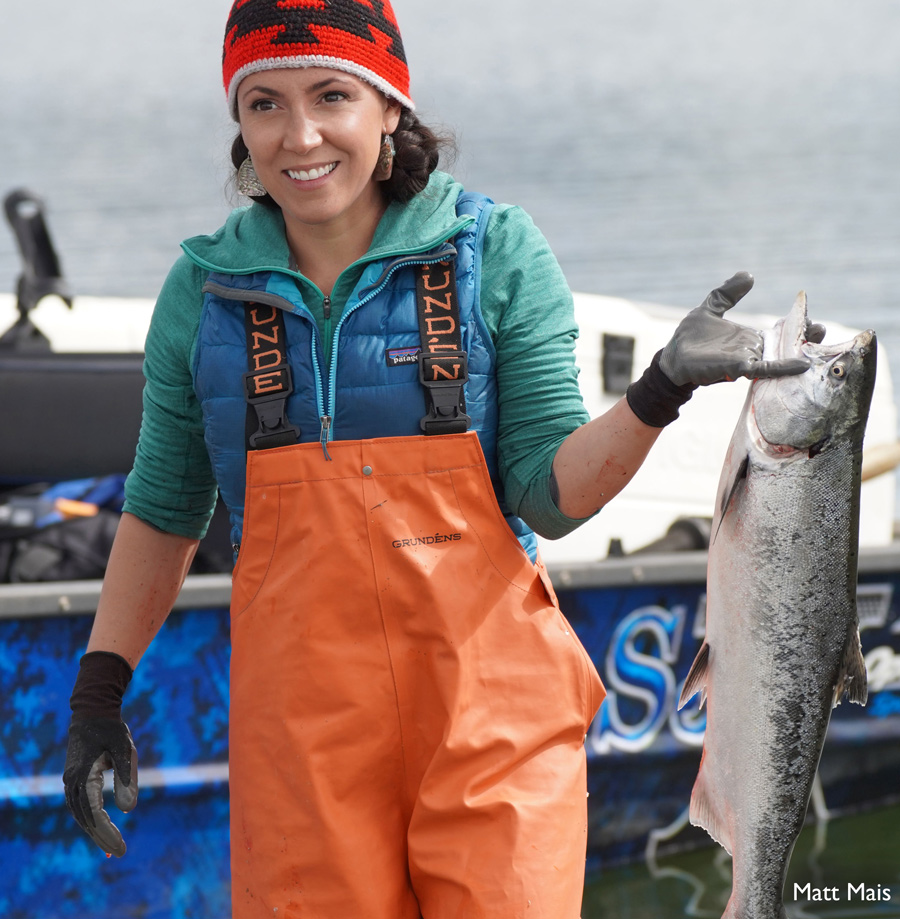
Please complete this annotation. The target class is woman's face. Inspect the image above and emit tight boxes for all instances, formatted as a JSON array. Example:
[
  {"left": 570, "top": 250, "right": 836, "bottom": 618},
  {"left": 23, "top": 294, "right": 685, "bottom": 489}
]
[{"left": 236, "top": 67, "right": 401, "bottom": 237}]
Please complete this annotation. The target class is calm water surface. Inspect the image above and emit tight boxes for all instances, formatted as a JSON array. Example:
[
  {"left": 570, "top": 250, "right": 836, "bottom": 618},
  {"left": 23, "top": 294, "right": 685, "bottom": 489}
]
[{"left": 2, "top": 0, "right": 898, "bottom": 329}]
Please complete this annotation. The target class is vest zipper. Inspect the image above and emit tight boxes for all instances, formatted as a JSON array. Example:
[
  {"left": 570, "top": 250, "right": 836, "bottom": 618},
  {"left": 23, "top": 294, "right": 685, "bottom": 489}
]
[
  {"left": 319, "top": 415, "right": 332, "bottom": 461},
  {"left": 323, "top": 247, "right": 458, "bottom": 442},
  {"left": 322, "top": 295, "right": 333, "bottom": 380},
  {"left": 203, "top": 241, "right": 461, "bottom": 457}
]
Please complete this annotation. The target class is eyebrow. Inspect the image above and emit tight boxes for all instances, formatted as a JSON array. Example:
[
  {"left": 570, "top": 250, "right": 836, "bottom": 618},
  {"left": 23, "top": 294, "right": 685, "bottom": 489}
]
[
  {"left": 309, "top": 76, "right": 353, "bottom": 91},
  {"left": 241, "top": 76, "right": 354, "bottom": 99}
]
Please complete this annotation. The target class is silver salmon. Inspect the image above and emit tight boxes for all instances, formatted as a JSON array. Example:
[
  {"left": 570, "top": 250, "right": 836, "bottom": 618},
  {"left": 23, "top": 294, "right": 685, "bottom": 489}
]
[{"left": 679, "top": 293, "right": 876, "bottom": 919}]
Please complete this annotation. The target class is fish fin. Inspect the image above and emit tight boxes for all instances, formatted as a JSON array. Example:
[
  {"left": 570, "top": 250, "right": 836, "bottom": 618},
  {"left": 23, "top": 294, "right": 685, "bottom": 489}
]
[
  {"left": 678, "top": 641, "right": 710, "bottom": 710},
  {"left": 833, "top": 630, "right": 868, "bottom": 707},
  {"left": 689, "top": 764, "right": 733, "bottom": 855},
  {"left": 713, "top": 454, "right": 749, "bottom": 544}
]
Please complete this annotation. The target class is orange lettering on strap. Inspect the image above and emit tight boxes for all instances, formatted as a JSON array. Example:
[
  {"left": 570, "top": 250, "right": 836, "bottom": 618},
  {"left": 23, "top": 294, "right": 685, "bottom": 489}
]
[
  {"left": 431, "top": 363, "right": 461, "bottom": 381},
  {"left": 423, "top": 292, "right": 453, "bottom": 313},
  {"left": 425, "top": 316, "right": 456, "bottom": 337},
  {"left": 253, "top": 349, "right": 282, "bottom": 371},
  {"left": 254, "top": 372, "right": 284, "bottom": 395},
  {"left": 422, "top": 269, "right": 451, "bottom": 292},
  {"left": 252, "top": 326, "right": 280, "bottom": 348},
  {"left": 250, "top": 305, "right": 278, "bottom": 326}
]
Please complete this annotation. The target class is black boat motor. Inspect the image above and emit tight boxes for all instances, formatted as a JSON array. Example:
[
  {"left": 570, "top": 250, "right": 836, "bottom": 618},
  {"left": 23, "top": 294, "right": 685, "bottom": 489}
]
[{"left": 0, "top": 189, "right": 145, "bottom": 480}]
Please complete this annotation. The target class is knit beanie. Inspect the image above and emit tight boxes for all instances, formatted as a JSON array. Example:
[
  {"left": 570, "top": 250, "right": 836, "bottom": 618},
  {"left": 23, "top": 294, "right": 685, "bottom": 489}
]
[{"left": 223, "top": 0, "right": 414, "bottom": 118}]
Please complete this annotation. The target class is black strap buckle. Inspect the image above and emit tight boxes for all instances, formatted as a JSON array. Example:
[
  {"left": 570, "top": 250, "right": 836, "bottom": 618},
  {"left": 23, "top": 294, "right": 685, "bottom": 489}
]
[
  {"left": 242, "top": 363, "right": 300, "bottom": 449},
  {"left": 418, "top": 350, "right": 471, "bottom": 435}
]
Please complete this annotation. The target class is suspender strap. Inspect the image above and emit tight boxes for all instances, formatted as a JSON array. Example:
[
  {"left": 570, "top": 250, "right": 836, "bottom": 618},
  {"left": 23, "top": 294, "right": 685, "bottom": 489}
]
[
  {"left": 243, "top": 302, "right": 300, "bottom": 450},
  {"left": 416, "top": 259, "right": 471, "bottom": 435}
]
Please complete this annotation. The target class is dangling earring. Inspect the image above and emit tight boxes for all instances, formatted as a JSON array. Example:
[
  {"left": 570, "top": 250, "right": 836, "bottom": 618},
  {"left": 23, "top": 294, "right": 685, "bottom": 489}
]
[
  {"left": 238, "top": 156, "right": 267, "bottom": 197},
  {"left": 375, "top": 133, "right": 395, "bottom": 181}
]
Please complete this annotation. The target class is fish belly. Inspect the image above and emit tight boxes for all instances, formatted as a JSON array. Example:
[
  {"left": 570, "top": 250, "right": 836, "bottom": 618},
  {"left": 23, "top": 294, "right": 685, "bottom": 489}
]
[{"left": 698, "top": 450, "right": 856, "bottom": 919}]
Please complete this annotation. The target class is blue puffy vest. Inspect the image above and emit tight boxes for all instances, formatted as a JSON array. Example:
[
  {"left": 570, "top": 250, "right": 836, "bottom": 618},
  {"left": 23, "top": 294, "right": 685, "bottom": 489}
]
[{"left": 191, "top": 192, "right": 538, "bottom": 560}]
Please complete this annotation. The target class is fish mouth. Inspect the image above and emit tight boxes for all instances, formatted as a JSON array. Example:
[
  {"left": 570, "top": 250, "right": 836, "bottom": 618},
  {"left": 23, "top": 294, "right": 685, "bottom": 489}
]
[
  {"left": 772, "top": 291, "right": 875, "bottom": 362},
  {"left": 754, "top": 293, "right": 877, "bottom": 456},
  {"left": 771, "top": 291, "right": 810, "bottom": 360}
]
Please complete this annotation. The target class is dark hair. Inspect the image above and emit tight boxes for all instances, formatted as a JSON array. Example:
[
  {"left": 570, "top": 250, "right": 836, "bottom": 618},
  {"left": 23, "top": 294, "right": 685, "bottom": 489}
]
[{"left": 230, "top": 107, "right": 454, "bottom": 209}]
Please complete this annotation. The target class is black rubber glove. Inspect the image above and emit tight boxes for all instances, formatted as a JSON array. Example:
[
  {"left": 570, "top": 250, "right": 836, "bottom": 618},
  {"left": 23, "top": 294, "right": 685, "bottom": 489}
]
[
  {"left": 63, "top": 651, "right": 138, "bottom": 857},
  {"left": 658, "top": 271, "right": 810, "bottom": 386}
]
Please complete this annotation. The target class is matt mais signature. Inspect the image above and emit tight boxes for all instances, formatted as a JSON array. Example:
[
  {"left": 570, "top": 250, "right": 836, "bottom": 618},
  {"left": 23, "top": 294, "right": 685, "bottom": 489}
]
[{"left": 793, "top": 883, "right": 892, "bottom": 903}]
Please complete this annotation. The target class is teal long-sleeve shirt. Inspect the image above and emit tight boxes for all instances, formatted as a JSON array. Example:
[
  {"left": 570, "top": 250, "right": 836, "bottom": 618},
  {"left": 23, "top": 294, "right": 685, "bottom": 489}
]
[{"left": 123, "top": 172, "right": 593, "bottom": 542}]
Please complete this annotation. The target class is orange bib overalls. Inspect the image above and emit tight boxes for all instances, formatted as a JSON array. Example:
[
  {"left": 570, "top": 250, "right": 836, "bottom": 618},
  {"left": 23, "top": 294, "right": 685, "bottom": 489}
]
[{"left": 228, "top": 431, "right": 604, "bottom": 918}]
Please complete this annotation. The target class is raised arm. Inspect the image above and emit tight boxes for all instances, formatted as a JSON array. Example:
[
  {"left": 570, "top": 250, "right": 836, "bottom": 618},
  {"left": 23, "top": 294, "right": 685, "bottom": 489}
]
[
  {"left": 550, "top": 397, "right": 663, "bottom": 519},
  {"left": 551, "top": 272, "right": 812, "bottom": 519}
]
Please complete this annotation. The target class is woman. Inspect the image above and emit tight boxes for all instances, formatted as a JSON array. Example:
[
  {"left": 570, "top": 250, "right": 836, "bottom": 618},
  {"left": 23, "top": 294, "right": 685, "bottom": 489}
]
[{"left": 62, "top": 2, "right": 810, "bottom": 916}]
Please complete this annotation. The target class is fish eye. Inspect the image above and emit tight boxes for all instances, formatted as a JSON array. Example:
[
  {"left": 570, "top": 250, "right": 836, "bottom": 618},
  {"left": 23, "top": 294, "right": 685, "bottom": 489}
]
[{"left": 830, "top": 362, "right": 846, "bottom": 379}]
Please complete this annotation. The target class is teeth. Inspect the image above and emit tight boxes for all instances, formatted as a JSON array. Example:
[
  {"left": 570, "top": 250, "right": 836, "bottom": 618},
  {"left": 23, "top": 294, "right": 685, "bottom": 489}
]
[{"left": 287, "top": 163, "right": 337, "bottom": 182}]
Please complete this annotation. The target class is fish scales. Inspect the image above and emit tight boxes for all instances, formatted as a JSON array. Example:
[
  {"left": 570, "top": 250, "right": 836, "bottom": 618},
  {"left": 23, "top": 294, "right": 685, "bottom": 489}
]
[
  {"left": 706, "top": 444, "right": 857, "bottom": 916},
  {"left": 680, "top": 293, "right": 875, "bottom": 919}
]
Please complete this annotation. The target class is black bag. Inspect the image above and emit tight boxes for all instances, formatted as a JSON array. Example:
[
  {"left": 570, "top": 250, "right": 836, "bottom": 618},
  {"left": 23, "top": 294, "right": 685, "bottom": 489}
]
[
  {"left": 0, "top": 509, "right": 120, "bottom": 582},
  {"left": 0, "top": 478, "right": 234, "bottom": 583},
  {"left": 0, "top": 477, "right": 126, "bottom": 583}
]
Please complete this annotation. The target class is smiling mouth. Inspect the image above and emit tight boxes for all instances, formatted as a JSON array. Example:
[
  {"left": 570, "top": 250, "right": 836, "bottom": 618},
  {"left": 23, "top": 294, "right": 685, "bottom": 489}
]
[{"left": 286, "top": 163, "right": 338, "bottom": 182}]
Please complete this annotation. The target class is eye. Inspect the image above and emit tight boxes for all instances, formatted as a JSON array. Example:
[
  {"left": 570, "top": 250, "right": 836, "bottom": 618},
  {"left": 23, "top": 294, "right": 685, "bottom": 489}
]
[
  {"left": 250, "top": 98, "right": 277, "bottom": 112},
  {"left": 830, "top": 362, "right": 846, "bottom": 379},
  {"left": 322, "top": 91, "right": 349, "bottom": 103}
]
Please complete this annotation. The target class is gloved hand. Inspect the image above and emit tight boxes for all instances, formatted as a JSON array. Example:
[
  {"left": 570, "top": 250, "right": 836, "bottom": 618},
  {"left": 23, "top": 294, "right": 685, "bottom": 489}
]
[
  {"left": 626, "top": 272, "right": 822, "bottom": 428},
  {"left": 63, "top": 718, "right": 138, "bottom": 857},
  {"left": 62, "top": 650, "right": 138, "bottom": 857},
  {"left": 658, "top": 271, "right": 811, "bottom": 386}
]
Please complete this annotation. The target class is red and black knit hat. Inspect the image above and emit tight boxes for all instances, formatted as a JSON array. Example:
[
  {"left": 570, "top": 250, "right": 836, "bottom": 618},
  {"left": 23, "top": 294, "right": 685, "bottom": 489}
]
[{"left": 223, "top": 0, "right": 414, "bottom": 118}]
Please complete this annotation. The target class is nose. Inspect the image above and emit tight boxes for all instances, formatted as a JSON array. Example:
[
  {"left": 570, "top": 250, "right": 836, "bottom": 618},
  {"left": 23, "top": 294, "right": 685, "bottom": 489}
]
[{"left": 284, "top": 109, "right": 323, "bottom": 154}]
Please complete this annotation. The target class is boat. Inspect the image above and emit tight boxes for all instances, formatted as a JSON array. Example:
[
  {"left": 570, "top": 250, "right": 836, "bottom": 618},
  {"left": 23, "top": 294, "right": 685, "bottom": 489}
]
[{"left": 1, "top": 190, "right": 899, "bottom": 916}]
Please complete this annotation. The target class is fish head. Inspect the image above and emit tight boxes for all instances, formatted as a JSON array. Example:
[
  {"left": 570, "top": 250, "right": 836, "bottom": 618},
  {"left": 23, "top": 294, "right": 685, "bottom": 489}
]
[{"left": 751, "top": 292, "right": 877, "bottom": 456}]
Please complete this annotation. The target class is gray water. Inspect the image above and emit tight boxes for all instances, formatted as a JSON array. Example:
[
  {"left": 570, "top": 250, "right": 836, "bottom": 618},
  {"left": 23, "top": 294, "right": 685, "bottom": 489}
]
[{"left": 2, "top": 1, "right": 898, "bottom": 335}]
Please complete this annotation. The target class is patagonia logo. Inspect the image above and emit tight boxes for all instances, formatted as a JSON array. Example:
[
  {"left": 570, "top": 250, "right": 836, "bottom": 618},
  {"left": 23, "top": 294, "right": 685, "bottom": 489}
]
[
  {"left": 392, "top": 533, "right": 462, "bottom": 549},
  {"left": 385, "top": 346, "right": 421, "bottom": 367}
]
